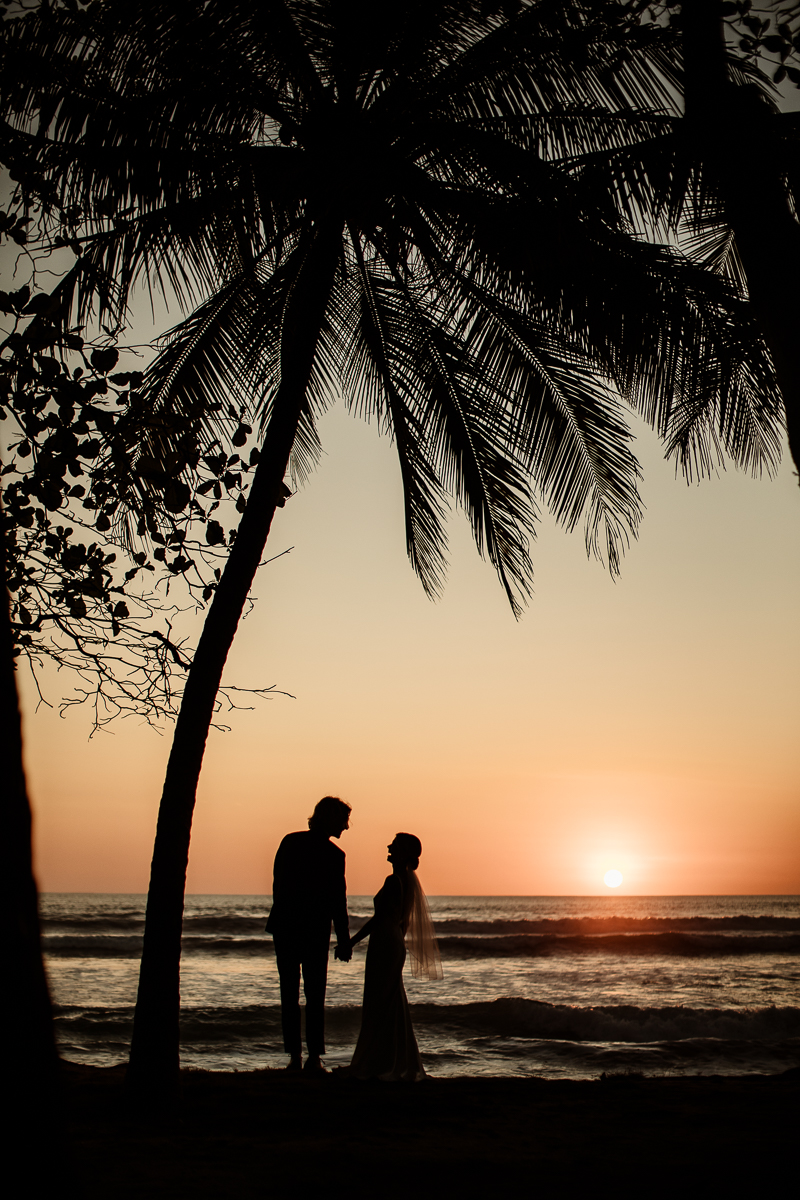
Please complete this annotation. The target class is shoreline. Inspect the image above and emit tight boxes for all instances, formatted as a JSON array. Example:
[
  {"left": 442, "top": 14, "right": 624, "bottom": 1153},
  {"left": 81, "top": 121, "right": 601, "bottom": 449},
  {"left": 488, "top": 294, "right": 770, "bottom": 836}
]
[{"left": 57, "top": 1061, "right": 798, "bottom": 1197}]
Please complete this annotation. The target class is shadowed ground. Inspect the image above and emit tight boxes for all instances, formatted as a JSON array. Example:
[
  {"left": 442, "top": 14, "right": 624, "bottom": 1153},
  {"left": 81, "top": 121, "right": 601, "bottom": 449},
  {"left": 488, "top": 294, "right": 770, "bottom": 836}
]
[{"left": 57, "top": 1063, "right": 797, "bottom": 1197}]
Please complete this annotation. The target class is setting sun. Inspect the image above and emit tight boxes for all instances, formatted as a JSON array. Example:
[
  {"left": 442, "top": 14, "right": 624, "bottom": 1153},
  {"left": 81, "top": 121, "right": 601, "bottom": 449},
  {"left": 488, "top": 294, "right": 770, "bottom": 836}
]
[{"left": 604, "top": 869, "right": 623, "bottom": 888}]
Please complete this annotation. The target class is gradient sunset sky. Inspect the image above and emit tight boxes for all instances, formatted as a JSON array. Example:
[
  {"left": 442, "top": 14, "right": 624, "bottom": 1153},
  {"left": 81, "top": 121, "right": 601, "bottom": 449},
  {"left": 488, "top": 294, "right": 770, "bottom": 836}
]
[
  {"left": 17, "top": 378, "right": 800, "bottom": 897},
  {"left": 6, "top": 19, "right": 800, "bottom": 901}
]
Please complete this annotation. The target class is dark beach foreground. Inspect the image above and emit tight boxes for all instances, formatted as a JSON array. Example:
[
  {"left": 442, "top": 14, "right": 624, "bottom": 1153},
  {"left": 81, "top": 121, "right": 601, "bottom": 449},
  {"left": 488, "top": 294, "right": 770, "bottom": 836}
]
[{"left": 47, "top": 1062, "right": 798, "bottom": 1198}]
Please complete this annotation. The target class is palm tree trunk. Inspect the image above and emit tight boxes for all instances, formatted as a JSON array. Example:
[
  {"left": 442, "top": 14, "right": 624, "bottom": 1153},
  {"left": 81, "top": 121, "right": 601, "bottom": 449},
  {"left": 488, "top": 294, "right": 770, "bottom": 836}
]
[
  {"left": 2, "top": 507, "right": 60, "bottom": 1109},
  {"left": 682, "top": 0, "right": 800, "bottom": 476},
  {"left": 127, "top": 228, "right": 341, "bottom": 1093}
]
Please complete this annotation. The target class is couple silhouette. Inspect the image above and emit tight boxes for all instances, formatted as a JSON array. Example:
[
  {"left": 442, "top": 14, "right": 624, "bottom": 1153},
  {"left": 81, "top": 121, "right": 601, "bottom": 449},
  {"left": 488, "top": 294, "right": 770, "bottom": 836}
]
[{"left": 266, "top": 796, "right": 442, "bottom": 1081}]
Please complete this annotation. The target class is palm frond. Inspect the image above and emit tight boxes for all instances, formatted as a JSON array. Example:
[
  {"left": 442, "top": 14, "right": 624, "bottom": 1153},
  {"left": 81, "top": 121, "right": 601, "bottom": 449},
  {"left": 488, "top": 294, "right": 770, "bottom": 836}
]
[
  {"left": 458, "top": 294, "right": 642, "bottom": 575},
  {"left": 117, "top": 275, "right": 267, "bottom": 502},
  {"left": 336, "top": 241, "right": 451, "bottom": 596},
  {"left": 380, "top": 267, "right": 536, "bottom": 615}
]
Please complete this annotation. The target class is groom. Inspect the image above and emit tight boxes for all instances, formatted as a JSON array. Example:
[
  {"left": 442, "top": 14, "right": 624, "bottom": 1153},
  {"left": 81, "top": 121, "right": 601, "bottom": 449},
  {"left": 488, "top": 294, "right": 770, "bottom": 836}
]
[{"left": 266, "top": 795, "right": 352, "bottom": 1074}]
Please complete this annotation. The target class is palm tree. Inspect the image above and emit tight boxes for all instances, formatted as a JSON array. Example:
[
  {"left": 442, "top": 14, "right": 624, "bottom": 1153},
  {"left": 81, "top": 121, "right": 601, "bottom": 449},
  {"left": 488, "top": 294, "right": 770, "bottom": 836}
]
[
  {"left": 569, "top": 0, "right": 799, "bottom": 476},
  {"left": 1, "top": 1, "right": 782, "bottom": 1090},
  {"left": 681, "top": 0, "right": 800, "bottom": 475}
]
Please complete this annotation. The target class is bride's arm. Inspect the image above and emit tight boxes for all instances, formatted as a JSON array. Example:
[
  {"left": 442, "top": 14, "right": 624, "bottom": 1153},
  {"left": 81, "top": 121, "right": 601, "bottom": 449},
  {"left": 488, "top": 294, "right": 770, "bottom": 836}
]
[
  {"left": 335, "top": 916, "right": 371, "bottom": 959},
  {"left": 349, "top": 916, "right": 375, "bottom": 947}
]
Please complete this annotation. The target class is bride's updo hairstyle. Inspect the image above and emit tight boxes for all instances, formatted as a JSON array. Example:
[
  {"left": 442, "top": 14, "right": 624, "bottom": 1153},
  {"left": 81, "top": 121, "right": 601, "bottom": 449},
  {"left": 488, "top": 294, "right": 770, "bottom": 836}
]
[
  {"left": 394, "top": 833, "right": 422, "bottom": 871},
  {"left": 395, "top": 833, "right": 443, "bottom": 981}
]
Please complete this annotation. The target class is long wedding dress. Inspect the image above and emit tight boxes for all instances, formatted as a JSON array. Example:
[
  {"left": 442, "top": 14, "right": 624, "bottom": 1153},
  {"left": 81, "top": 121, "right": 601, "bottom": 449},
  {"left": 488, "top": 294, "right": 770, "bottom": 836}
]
[{"left": 350, "top": 870, "right": 442, "bottom": 1082}]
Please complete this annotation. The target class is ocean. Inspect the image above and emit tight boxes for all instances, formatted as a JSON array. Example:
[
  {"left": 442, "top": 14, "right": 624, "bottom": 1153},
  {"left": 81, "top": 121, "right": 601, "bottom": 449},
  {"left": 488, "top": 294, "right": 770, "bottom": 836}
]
[{"left": 42, "top": 894, "right": 800, "bottom": 1079}]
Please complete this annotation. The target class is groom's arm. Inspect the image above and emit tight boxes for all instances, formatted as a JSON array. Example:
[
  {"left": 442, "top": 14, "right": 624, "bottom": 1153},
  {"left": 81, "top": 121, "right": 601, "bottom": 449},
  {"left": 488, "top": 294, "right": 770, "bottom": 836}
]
[
  {"left": 331, "top": 848, "right": 350, "bottom": 957},
  {"left": 265, "top": 835, "right": 290, "bottom": 932}
]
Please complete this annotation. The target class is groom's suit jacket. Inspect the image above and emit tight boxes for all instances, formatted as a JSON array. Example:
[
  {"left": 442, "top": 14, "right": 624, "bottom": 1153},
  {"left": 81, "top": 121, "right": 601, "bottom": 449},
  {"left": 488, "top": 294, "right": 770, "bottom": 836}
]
[{"left": 266, "top": 830, "right": 349, "bottom": 946}]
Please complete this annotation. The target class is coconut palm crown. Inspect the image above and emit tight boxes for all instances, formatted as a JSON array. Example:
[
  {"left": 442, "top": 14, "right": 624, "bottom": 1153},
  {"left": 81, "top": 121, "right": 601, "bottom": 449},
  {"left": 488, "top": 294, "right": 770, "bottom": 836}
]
[{"left": 2, "top": 1, "right": 781, "bottom": 603}]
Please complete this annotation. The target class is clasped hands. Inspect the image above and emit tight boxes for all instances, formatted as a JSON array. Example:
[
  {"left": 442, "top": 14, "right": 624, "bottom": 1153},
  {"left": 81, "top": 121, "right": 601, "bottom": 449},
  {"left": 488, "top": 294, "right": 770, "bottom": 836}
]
[{"left": 334, "top": 939, "right": 353, "bottom": 962}]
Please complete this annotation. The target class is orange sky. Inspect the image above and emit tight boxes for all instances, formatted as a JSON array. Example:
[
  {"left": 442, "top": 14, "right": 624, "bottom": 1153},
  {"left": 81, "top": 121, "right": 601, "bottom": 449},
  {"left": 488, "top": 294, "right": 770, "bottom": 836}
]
[{"left": 18, "top": 402, "right": 800, "bottom": 897}]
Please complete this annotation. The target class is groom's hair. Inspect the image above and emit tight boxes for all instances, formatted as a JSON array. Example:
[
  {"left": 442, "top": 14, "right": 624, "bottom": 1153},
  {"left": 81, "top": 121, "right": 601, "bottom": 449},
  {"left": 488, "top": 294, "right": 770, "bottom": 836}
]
[{"left": 308, "top": 795, "right": 351, "bottom": 832}]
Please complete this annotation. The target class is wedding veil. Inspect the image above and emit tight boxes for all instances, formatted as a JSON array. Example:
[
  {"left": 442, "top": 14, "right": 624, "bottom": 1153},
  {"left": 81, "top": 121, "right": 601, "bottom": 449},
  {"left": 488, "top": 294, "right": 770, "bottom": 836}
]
[{"left": 405, "top": 870, "right": 443, "bottom": 981}]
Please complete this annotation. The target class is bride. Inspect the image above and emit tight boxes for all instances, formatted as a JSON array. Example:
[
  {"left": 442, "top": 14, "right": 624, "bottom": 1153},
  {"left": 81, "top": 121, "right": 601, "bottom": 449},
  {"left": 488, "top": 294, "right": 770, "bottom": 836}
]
[{"left": 345, "top": 833, "right": 442, "bottom": 1081}]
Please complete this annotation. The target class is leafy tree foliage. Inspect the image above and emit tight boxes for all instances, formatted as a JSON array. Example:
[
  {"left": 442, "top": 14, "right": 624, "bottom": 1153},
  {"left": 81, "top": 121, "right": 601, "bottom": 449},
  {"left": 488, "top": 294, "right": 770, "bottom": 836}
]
[{"left": 1, "top": 242, "right": 278, "bottom": 728}]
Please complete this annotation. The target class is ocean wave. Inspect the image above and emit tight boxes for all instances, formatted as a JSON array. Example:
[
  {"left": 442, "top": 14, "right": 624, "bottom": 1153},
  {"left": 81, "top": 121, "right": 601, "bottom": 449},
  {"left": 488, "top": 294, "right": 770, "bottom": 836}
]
[
  {"left": 41, "top": 912, "right": 800, "bottom": 943},
  {"left": 436, "top": 933, "right": 800, "bottom": 958},
  {"left": 41, "top": 916, "right": 145, "bottom": 935},
  {"left": 44, "top": 935, "right": 145, "bottom": 957},
  {"left": 42, "top": 934, "right": 273, "bottom": 957},
  {"left": 42, "top": 929, "right": 800, "bottom": 959},
  {"left": 409, "top": 998, "right": 800, "bottom": 1044},
  {"left": 52, "top": 998, "right": 800, "bottom": 1045},
  {"left": 41, "top": 915, "right": 256, "bottom": 936},
  {"left": 433, "top": 916, "right": 800, "bottom": 934}
]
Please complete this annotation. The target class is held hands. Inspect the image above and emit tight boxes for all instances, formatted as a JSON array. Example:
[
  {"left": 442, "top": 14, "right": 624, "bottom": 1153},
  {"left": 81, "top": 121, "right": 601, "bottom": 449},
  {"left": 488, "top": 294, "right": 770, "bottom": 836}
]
[{"left": 334, "top": 940, "right": 353, "bottom": 963}]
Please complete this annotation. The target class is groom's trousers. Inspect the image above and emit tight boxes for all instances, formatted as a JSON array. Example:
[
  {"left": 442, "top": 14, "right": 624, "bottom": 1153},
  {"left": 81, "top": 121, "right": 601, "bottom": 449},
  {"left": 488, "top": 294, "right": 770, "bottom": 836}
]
[{"left": 273, "top": 932, "right": 330, "bottom": 1057}]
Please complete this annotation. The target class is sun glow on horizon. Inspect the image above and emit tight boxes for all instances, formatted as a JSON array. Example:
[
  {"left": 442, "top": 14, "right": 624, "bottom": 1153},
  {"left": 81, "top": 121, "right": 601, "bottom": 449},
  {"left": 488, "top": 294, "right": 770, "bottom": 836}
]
[{"left": 604, "top": 869, "right": 623, "bottom": 888}]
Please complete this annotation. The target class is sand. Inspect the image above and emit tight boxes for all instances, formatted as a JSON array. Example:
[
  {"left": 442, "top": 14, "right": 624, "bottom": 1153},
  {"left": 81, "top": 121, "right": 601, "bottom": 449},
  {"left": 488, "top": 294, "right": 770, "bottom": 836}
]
[{"left": 53, "top": 1062, "right": 797, "bottom": 1197}]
